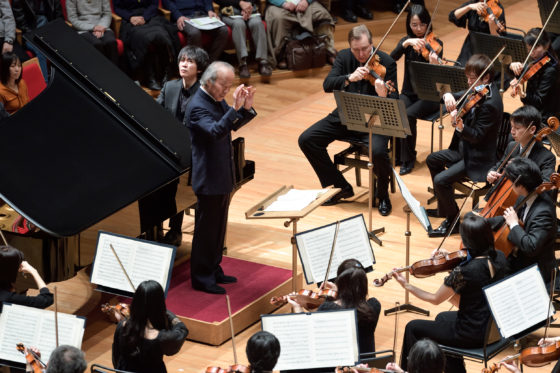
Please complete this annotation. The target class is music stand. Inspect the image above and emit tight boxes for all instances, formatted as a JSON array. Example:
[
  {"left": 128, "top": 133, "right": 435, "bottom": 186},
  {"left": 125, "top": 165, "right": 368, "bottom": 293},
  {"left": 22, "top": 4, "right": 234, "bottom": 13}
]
[
  {"left": 410, "top": 62, "right": 468, "bottom": 151},
  {"left": 334, "top": 91, "right": 410, "bottom": 246},
  {"left": 470, "top": 32, "right": 527, "bottom": 96},
  {"left": 539, "top": 0, "right": 560, "bottom": 34}
]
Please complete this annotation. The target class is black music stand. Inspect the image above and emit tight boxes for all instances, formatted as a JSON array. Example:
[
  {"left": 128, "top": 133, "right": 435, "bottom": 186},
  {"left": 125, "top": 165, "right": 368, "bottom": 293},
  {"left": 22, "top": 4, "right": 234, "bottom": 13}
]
[
  {"left": 410, "top": 62, "right": 468, "bottom": 151},
  {"left": 334, "top": 91, "right": 410, "bottom": 246},
  {"left": 539, "top": 0, "right": 560, "bottom": 34},
  {"left": 470, "top": 32, "right": 527, "bottom": 96}
]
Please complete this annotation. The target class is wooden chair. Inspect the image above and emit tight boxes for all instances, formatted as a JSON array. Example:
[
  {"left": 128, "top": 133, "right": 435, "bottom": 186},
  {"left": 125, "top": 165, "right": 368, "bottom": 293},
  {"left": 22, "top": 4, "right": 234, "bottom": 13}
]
[{"left": 22, "top": 57, "right": 46, "bottom": 100}]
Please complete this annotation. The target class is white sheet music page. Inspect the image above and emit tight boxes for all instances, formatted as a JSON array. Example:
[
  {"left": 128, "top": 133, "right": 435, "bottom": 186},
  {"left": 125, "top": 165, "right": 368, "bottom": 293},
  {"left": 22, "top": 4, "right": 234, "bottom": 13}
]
[
  {"left": 0, "top": 303, "right": 85, "bottom": 365},
  {"left": 393, "top": 169, "right": 431, "bottom": 231},
  {"left": 295, "top": 215, "right": 374, "bottom": 284},
  {"left": 91, "top": 231, "right": 174, "bottom": 293},
  {"left": 264, "top": 189, "right": 329, "bottom": 212},
  {"left": 261, "top": 309, "right": 358, "bottom": 370},
  {"left": 484, "top": 264, "right": 553, "bottom": 338}
]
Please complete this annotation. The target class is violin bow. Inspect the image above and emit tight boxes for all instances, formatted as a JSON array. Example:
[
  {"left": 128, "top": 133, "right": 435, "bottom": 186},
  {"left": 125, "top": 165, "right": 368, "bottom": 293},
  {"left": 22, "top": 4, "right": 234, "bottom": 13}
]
[
  {"left": 543, "top": 267, "right": 557, "bottom": 340},
  {"left": 477, "top": 175, "right": 522, "bottom": 218},
  {"left": 392, "top": 302, "right": 400, "bottom": 354},
  {"left": 432, "top": 186, "right": 475, "bottom": 253},
  {"left": 322, "top": 221, "right": 340, "bottom": 286},
  {"left": 453, "top": 45, "right": 506, "bottom": 113},
  {"left": 494, "top": 124, "right": 532, "bottom": 174},
  {"left": 365, "top": 0, "right": 411, "bottom": 66},
  {"left": 423, "top": 0, "right": 440, "bottom": 40},
  {"left": 225, "top": 295, "right": 238, "bottom": 366},
  {"left": 109, "top": 244, "right": 136, "bottom": 293}
]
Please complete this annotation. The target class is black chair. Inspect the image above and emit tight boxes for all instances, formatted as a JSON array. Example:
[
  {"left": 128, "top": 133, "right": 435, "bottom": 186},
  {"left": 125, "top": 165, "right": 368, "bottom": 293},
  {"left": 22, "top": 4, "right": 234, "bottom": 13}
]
[
  {"left": 438, "top": 316, "right": 514, "bottom": 369},
  {"left": 91, "top": 364, "right": 135, "bottom": 373}
]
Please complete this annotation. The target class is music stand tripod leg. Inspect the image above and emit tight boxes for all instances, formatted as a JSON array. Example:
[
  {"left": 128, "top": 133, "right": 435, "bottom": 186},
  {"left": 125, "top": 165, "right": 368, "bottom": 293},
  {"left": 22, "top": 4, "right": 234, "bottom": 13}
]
[
  {"left": 385, "top": 206, "right": 429, "bottom": 316},
  {"left": 368, "top": 123, "right": 384, "bottom": 246}
]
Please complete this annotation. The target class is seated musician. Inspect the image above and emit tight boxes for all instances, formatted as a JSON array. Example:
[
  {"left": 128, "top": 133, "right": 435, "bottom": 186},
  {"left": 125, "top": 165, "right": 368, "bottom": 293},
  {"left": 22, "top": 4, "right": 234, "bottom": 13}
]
[
  {"left": 245, "top": 331, "right": 281, "bottom": 373},
  {"left": 499, "top": 336, "right": 560, "bottom": 373},
  {"left": 0, "top": 245, "right": 53, "bottom": 311},
  {"left": 112, "top": 280, "right": 188, "bottom": 373},
  {"left": 427, "top": 54, "right": 503, "bottom": 237},
  {"left": 487, "top": 105, "right": 556, "bottom": 185},
  {"left": 390, "top": 4, "right": 443, "bottom": 175},
  {"left": 24, "top": 345, "right": 87, "bottom": 373},
  {"left": 487, "top": 157, "right": 557, "bottom": 284},
  {"left": 0, "top": 52, "right": 28, "bottom": 114},
  {"left": 298, "top": 24, "right": 398, "bottom": 216},
  {"left": 509, "top": 28, "right": 560, "bottom": 121},
  {"left": 386, "top": 339, "right": 445, "bottom": 373},
  {"left": 289, "top": 259, "right": 381, "bottom": 354},
  {"left": 392, "top": 212, "right": 508, "bottom": 373}
]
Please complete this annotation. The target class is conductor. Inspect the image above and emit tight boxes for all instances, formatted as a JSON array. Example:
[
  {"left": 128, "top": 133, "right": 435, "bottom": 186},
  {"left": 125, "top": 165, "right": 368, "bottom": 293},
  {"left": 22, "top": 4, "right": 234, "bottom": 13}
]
[{"left": 185, "top": 61, "right": 257, "bottom": 294}]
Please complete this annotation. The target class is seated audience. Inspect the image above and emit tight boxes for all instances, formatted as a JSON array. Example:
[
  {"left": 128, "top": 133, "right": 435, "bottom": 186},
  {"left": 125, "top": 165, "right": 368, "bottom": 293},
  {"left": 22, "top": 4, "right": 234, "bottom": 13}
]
[
  {"left": 0, "top": 0, "right": 28, "bottom": 61},
  {"left": 65, "top": 0, "right": 119, "bottom": 65},
  {"left": 339, "top": 0, "right": 372, "bottom": 23},
  {"left": 0, "top": 52, "right": 28, "bottom": 114}
]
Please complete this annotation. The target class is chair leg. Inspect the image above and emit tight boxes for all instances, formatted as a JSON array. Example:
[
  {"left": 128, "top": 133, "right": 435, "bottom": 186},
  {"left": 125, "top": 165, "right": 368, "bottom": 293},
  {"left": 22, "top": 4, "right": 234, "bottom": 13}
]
[
  {"left": 355, "top": 151, "right": 362, "bottom": 187},
  {"left": 431, "top": 119, "right": 435, "bottom": 153}
]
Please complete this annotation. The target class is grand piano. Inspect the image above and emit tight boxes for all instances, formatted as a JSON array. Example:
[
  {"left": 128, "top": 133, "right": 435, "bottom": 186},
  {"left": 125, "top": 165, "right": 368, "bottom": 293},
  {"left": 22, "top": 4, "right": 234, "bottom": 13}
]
[{"left": 0, "top": 20, "right": 254, "bottom": 284}]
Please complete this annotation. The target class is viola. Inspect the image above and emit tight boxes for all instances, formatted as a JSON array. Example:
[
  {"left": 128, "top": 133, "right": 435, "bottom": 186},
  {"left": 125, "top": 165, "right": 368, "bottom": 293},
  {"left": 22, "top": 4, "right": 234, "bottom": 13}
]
[
  {"left": 373, "top": 249, "right": 467, "bottom": 286},
  {"left": 270, "top": 288, "right": 337, "bottom": 310},
  {"left": 16, "top": 343, "right": 46, "bottom": 373},
  {"left": 101, "top": 302, "right": 130, "bottom": 323},
  {"left": 480, "top": 0, "right": 505, "bottom": 32},
  {"left": 421, "top": 32, "right": 443, "bottom": 62},
  {"left": 364, "top": 54, "right": 396, "bottom": 93},
  {"left": 511, "top": 54, "right": 552, "bottom": 98},
  {"left": 519, "top": 340, "right": 560, "bottom": 367}
]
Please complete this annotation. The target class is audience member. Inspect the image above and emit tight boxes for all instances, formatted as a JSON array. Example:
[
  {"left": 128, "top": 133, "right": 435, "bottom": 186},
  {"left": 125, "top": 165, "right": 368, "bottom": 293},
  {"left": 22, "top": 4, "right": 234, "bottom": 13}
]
[
  {"left": 0, "top": 52, "right": 28, "bottom": 114},
  {"left": 65, "top": 0, "right": 119, "bottom": 65},
  {"left": 0, "top": 0, "right": 27, "bottom": 61}
]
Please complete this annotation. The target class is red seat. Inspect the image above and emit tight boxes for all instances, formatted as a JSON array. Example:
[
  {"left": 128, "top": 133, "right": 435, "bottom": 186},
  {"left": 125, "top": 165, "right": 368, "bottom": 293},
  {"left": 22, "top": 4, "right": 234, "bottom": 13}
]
[{"left": 22, "top": 58, "right": 47, "bottom": 100}]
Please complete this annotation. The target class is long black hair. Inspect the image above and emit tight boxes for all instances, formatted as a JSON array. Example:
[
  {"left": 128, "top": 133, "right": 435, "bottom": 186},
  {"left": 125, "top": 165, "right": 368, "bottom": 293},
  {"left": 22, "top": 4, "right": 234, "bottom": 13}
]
[
  {"left": 246, "top": 331, "right": 281, "bottom": 373},
  {"left": 407, "top": 339, "right": 445, "bottom": 373},
  {"left": 406, "top": 4, "right": 432, "bottom": 37},
  {"left": 121, "top": 280, "right": 169, "bottom": 357},
  {"left": 0, "top": 52, "right": 22, "bottom": 85},
  {"left": 0, "top": 245, "right": 24, "bottom": 290},
  {"left": 460, "top": 212, "right": 496, "bottom": 259},
  {"left": 335, "top": 259, "right": 377, "bottom": 323}
]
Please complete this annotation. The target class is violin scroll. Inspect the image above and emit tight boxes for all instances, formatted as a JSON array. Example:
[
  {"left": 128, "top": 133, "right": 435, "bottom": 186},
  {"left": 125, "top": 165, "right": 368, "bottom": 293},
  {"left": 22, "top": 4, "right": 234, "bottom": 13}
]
[{"left": 547, "top": 116, "right": 559, "bottom": 132}]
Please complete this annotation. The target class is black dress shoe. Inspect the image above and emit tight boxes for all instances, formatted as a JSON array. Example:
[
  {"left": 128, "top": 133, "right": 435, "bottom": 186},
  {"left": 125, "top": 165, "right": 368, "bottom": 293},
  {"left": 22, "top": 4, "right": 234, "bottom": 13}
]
[
  {"left": 399, "top": 161, "right": 414, "bottom": 175},
  {"left": 426, "top": 208, "right": 444, "bottom": 218},
  {"left": 354, "top": 5, "right": 373, "bottom": 20},
  {"left": 216, "top": 274, "right": 237, "bottom": 284},
  {"left": 378, "top": 197, "right": 392, "bottom": 216},
  {"left": 341, "top": 9, "right": 358, "bottom": 23},
  {"left": 193, "top": 283, "right": 226, "bottom": 294},
  {"left": 163, "top": 230, "right": 182, "bottom": 246},
  {"left": 323, "top": 185, "right": 355, "bottom": 206},
  {"left": 428, "top": 218, "right": 460, "bottom": 237}
]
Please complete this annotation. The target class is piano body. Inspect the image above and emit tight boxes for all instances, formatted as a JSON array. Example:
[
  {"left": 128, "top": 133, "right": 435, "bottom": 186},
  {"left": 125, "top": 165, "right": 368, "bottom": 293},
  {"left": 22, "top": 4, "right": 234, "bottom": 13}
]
[{"left": 0, "top": 20, "right": 254, "bottom": 285}]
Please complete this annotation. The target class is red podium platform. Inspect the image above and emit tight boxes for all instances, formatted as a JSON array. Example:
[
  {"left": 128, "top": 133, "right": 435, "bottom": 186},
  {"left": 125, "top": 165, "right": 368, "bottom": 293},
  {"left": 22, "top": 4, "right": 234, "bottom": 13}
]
[{"left": 166, "top": 256, "right": 299, "bottom": 345}]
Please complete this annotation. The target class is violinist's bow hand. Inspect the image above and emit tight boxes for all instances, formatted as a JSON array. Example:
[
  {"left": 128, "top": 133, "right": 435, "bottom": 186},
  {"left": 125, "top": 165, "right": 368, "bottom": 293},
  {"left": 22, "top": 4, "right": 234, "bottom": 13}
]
[{"left": 443, "top": 93, "right": 456, "bottom": 113}]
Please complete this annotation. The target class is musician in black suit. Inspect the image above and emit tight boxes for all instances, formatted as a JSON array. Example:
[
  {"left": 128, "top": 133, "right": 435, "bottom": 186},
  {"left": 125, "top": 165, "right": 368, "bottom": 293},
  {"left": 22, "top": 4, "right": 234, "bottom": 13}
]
[
  {"left": 138, "top": 46, "right": 209, "bottom": 245},
  {"left": 487, "top": 105, "right": 556, "bottom": 185},
  {"left": 489, "top": 157, "right": 557, "bottom": 284},
  {"left": 185, "top": 61, "right": 256, "bottom": 294},
  {"left": 427, "top": 54, "right": 503, "bottom": 237},
  {"left": 298, "top": 24, "right": 399, "bottom": 216}
]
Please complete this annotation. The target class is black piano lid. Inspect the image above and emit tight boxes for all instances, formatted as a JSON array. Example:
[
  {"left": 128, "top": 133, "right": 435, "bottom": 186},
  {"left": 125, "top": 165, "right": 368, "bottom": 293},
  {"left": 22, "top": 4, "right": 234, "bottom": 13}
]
[{"left": 0, "top": 20, "right": 191, "bottom": 237}]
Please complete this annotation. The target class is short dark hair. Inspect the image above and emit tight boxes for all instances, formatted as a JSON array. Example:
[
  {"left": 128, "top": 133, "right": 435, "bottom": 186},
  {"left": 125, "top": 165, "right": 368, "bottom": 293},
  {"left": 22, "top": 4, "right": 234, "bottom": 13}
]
[
  {"left": 45, "top": 345, "right": 87, "bottom": 373},
  {"left": 505, "top": 157, "right": 542, "bottom": 192},
  {"left": 0, "top": 52, "right": 22, "bottom": 85},
  {"left": 406, "top": 5, "right": 432, "bottom": 37},
  {"left": 510, "top": 105, "right": 542, "bottom": 130},
  {"left": 246, "top": 331, "right": 280, "bottom": 373},
  {"left": 460, "top": 212, "right": 496, "bottom": 259},
  {"left": 348, "top": 24, "right": 372, "bottom": 45},
  {"left": 524, "top": 27, "right": 550, "bottom": 49},
  {"left": 465, "top": 54, "right": 494, "bottom": 81},
  {"left": 407, "top": 339, "right": 445, "bottom": 373},
  {"left": 177, "top": 46, "right": 209, "bottom": 79},
  {"left": 0, "top": 245, "right": 24, "bottom": 290}
]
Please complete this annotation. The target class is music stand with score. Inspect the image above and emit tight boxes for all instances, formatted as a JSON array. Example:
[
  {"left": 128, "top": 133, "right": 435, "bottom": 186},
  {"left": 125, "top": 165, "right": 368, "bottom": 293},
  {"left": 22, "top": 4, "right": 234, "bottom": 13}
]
[
  {"left": 470, "top": 32, "right": 527, "bottom": 95},
  {"left": 410, "top": 61, "right": 468, "bottom": 151},
  {"left": 539, "top": 0, "right": 560, "bottom": 34},
  {"left": 334, "top": 90, "right": 410, "bottom": 245}
]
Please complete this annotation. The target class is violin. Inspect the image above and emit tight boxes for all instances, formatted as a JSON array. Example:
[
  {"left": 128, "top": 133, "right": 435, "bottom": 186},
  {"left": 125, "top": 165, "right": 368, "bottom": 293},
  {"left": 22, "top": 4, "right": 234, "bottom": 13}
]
[
  {"left": 481, "top": 340, "right": 560, "bottom": 372},
  {"left": 336, "top": 366, "right": 389, "bottom": 373},
  {"left": 479, "top": 0, "right": 505, "bottom": 33},
  {"left": 270, "top": 288, "right": 337, "bottom": 310},
  {"left": 373, "top": 249, "right": 467, "bottom": 287},
  {"left": 421, "top": 32, "right": 443, "bottom": 62},
  {"left": 364, "top": 54, "right": 396, "bottom": 93},
  {"left": 206, "top": 365, "right": 250, "bottom": 373},
  {"left": 455, "top": 85, "right": 489, "bottom": 123},
  {"left": 511, "top": 54, "right": 553, "bottom": 98},
  {"left": 101, "top": 302, "right": 130, "bottom": 323},
  {"left": 16, "top": 343, "right": 46, "bottom": 373}
]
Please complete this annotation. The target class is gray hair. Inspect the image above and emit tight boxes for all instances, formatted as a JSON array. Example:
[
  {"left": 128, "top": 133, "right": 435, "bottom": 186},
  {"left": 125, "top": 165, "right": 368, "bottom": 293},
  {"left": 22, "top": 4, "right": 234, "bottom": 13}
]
[
  {"left": 46, "top": 345, "right": 87, "bottom": 373},
  {"left": 200, "top": 61, "right": 235, "bottom": 87}
]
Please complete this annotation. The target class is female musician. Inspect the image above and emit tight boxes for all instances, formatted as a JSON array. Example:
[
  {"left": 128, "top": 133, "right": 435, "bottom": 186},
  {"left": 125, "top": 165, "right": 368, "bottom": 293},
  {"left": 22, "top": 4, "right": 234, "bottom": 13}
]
[
  {"left": 112, "top": 280, "right": 188, "bottom": 373},
  {"left": 0, "top": 52, "right": 28, "bottom": 114},
  {"left": 245, "top": 331, "right": 281, "bottom": 373},
  {"left": 289, "top": 259, "right": 381, "bottom": 353},
  {"left": 386, "top": 339, "right": 445, "bottom": 373},
  {"left": 509, "top": 28, "right": 560, "bottom": 121},
  {"left": 0, "top": 245, "right": 53, "bottom": 311},
  {"left": 390, "top": 4, "right": 442, "bottom": 175},
  {"left": 393, "top": 212, "right": 507, "bottom": 373},
  {"left": 449, "top": 0, "right": 506, "bottom": 66}
]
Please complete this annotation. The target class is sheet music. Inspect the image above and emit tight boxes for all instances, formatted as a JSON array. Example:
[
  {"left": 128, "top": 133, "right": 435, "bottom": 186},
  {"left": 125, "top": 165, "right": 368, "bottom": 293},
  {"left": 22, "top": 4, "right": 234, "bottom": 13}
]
[
  {"left": 295, "top": 215, "right": 375, "bottom": 284},
  {"left": 393, "top": 169, "right": 431, "bottom": 231},
  {"left": 185, "top": 17, "right": 225, "bottom": 30},
  {"left": 264, "top": 189, "right": 329, "bottom": 212},
  {"left": 0, "top": 303, "right": 85, "bottom": 365},
  {"left": 261, "top": 310, "right": 358, "bottom": 371},
  {"left": 90, "top": 231, "right": 175, "bottom": 294},
  {"left": 484, "top": 264, "right": 554, "bottom": 338}
]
